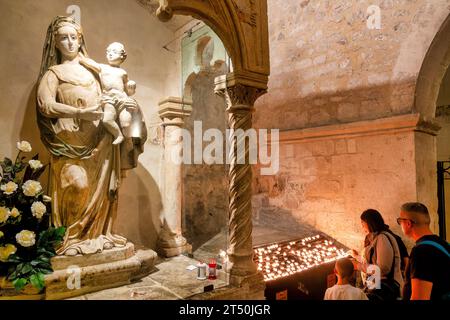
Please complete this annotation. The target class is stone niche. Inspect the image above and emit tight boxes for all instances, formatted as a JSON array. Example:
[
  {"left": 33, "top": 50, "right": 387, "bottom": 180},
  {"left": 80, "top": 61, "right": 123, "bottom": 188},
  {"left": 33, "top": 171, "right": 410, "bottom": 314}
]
[{"left": 181, "top": 24, "right": 229, "bottom": 252}]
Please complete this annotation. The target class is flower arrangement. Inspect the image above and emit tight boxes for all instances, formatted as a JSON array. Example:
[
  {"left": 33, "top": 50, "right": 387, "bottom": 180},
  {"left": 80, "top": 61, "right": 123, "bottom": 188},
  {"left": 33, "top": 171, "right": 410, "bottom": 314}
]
[{"left": 0, "top": 141, "right": 65, "bottom": 292}]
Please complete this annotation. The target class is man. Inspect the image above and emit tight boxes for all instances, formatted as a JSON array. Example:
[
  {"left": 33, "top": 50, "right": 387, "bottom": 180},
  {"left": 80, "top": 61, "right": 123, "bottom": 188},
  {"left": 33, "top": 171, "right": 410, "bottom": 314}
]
[{"left": 398, "top": 202, "right": 450, "bottom": 300}]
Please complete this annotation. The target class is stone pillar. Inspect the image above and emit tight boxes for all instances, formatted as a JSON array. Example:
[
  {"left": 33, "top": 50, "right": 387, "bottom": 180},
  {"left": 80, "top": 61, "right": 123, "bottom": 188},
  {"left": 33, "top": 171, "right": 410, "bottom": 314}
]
[
  {"left": 157, "top": 97, "right": 193, "bottom": 257},
  {"left": 215, "top": 73, "right": 267, "bottom": 277}
]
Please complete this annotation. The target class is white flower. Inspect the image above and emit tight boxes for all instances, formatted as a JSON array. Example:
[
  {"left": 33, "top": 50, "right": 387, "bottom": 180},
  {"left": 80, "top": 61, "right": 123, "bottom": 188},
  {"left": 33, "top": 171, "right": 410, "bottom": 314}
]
[
  {"left": 10, "top": 207, "right": 20, "bottom": 218},
  {"left": 28, "top": 159, "right": 43, "bottom": 170},
  {"left": 0, "top": 244, "right": 17, "bottom": 262},
  {"left": 17, "top": 141, "right": 32, "bottom": 153},
  {"left": 31, "top": 201, "right": 46, "bottom": 219},
  {"left": 0, "top": 207, "right": 11, "bottom": 224},
  {"left": 43, "top": 195, "right": 52, "bottom": 203},
  {"left": 22, "top": 180, "right": 42, "bottom": 197},
  {"left": 15, "top": 230, "right": 36, "bottom": 247},
  {"left": 1, "top": 181, "right": 18, "bottom": 195}
]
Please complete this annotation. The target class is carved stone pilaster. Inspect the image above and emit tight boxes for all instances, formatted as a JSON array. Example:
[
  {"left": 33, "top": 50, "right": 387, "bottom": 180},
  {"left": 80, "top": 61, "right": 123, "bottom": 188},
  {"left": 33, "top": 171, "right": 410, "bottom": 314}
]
[
  {"left": 215, "top": 74, "right": 266, "bottom": 276},
  {"left": 157, "top": 97, "right": 193, "bottom": 257}
]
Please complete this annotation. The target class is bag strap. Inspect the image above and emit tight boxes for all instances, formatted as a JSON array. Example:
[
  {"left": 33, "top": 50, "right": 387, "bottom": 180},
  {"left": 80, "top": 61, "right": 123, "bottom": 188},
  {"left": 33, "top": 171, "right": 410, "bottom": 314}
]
[
  {"left": 416, "top": 240, "right": 450, "bottom": 259},
  {"left": 369, "top": 232, "right": 396, "bottom": 280},
  {"left": 381, "top": 232, "right": 396, "bottom": 280}
]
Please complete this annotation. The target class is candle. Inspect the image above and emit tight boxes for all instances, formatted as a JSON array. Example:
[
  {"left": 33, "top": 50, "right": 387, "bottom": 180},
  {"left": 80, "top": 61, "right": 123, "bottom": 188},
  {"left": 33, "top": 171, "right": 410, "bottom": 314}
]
[{"left": 197, "top": 262, "right": 207, "bottom": 280}]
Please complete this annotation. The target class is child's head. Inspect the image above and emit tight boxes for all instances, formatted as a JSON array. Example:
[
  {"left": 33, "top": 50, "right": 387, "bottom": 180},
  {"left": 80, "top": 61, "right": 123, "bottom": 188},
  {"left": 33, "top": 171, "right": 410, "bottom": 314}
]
[
  {"left": 106, "top": 42, "right": 127, "bottom": 66},
  {"left": 334, "top": 258, "right": 354, "bottom": 280}
]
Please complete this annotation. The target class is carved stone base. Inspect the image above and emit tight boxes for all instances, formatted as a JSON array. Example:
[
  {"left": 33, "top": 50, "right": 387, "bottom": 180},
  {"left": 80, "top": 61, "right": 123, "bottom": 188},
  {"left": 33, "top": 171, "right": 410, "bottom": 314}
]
[
  {"left": 0, "top": 278, "right": 45, "bottom": 300},
  {"left": 156, "top": 243, "right": 192, "bottom": 258},
  {"left": 0, "top": 243, "right": 157, "bottom": 300},
  {"left": 45, "top": 243, "right": 156, "bottom": 300}
]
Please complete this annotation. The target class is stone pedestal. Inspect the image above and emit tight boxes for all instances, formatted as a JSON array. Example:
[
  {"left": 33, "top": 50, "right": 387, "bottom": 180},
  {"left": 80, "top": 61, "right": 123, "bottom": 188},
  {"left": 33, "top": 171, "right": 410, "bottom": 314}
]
[
  {"left": 0, "top": 243, "right": 157, "bottom": 300},
  {"left": 157, "top": 97, "right": 193, "bottom": 257},
  {"left": 45, "top": 243, "right": 156, "bottom": 300}
]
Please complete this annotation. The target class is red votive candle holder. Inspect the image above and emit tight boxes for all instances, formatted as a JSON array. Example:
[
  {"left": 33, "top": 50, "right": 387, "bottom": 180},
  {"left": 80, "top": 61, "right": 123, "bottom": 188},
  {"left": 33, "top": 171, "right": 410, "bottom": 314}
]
[{"left": 208, "top": 259, "right": 217, "bottom": 280}]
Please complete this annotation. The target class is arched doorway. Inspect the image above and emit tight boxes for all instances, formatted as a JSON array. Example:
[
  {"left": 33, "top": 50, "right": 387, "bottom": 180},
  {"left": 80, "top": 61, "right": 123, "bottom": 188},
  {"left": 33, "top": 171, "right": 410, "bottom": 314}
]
[
  {"left": 156, "top": 0, "right": 271, "bottom": 281},
  {"left": 415, "top": 13, "right": 450, "bottom": 239},
  {"left": 436, "top": 68, "right": 450, "bottom": 240}
]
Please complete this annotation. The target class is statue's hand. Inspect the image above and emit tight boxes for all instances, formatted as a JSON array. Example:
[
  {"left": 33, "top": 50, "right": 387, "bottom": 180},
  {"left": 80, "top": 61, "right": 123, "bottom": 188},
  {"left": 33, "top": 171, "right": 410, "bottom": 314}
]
[
  {"left": 78, "top": 106, "right": 104, "bottom": 121},
  {"left": 126, "top": 80, "right": 136, "bottom": 96}
]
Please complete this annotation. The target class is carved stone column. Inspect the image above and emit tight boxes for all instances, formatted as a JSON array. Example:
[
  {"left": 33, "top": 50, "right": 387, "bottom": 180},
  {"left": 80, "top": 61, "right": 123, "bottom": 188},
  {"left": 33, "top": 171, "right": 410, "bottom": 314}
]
[
  {"left": 157, "top": 97, "right": 193, "bottom": 257},
  {"left": 215, "top": 73, "right": 267, "bottom": 277}
]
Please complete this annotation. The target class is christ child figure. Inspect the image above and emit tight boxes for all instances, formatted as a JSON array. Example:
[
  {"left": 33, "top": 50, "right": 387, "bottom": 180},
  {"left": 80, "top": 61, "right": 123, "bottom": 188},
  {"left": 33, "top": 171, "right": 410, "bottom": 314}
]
[{"left": 99, "top": 42, "right": 138, "bottom": 145}]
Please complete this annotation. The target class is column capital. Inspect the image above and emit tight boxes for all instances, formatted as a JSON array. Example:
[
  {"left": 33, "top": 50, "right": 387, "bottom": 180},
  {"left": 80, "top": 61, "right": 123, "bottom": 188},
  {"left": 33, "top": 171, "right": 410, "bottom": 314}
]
[
  {"left": 158, "top": 96, "right": 192, "bottom": 126},
  {"left": 214, "top": 72, "right": 267, "bottom": 108}
]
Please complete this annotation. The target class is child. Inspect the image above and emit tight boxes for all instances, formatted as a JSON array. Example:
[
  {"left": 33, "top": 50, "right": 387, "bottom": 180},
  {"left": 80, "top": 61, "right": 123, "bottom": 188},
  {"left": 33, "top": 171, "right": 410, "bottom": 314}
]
[
  {"left": 99, "top": 42, "right": 139, "bottom": 145},
  {"left": 324, "top": 257, "right": 368, "bottom": 300}
]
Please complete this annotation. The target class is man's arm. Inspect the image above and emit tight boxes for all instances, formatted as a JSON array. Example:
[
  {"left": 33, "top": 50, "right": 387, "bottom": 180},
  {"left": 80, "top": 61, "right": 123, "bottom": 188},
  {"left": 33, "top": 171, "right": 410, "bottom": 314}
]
[{"left": 410, "top": 278, "right": 433, "bottom": 300}]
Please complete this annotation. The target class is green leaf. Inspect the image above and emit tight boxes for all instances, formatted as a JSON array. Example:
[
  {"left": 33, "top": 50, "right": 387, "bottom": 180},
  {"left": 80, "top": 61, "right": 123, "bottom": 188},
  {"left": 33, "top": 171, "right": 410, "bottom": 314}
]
[
  {"left": 30, "top": 273, "right": 45, "bottom": 291},
  {"left": 55, "top": 227, "right": 66, "bottom": 238},
  {"left": 6, "top": 254, "right": 22, "bottom": 263},
  {"left": 36, "top": 262, "right": 51, "bottom": 270},
  {"left": 30, "top": 260, "right": 40, "bottom": 266},
  {"left": 2, "top": 158, "right": 13, "bottom": 167},
  {"left": 21, "top": 263, "right": 32, "bottom": 274},
  {"left": 7, "top": 270, "right": 18, "bottom": 280},
  {"left": 12, "top": 278, "right": 28, "bottom": 291},
  {"left": 36, "top": 268, "right": 52, "bottom": 275}
]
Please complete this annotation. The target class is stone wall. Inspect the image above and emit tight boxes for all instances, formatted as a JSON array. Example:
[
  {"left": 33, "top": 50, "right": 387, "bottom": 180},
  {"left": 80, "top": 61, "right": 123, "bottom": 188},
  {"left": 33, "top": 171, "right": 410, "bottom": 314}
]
[
  {"left": 255, "top": 0, "right": 450, "bottom": 130},
  {"left": 254, "top": 116, "right": 422, "bottom": 249},
  {"left": 0, "top": 0, "right": 181, "bottom": 249},
  {"left": 252, "top": 0, "right": 450, "bottom": 249}
]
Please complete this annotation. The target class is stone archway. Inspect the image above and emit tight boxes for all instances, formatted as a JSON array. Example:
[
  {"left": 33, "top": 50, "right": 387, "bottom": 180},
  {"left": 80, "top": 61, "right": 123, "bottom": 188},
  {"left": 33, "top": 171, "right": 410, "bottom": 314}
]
[
  {"left": 415, "top": 13, "right": 450, "bottom": 120},
  {"left": 414, "top": 13, "right": 450, "bottom": 234},
  {"left": 156, "top": 0, "right": 270, "bottom": 282}
]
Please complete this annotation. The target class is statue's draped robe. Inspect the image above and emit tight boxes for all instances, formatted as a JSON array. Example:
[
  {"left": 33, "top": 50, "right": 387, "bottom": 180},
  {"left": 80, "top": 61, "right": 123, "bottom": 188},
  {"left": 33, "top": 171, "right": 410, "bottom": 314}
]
[{"left": 37, "top": 63, "right": 126, "bottom": 255}]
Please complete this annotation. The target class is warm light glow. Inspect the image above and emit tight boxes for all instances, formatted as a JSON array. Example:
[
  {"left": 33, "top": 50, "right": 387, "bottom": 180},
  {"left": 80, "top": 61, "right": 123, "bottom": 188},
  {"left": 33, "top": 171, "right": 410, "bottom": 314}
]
[{"left": 254, "top": 234, "right": 347, "bottom": 282}]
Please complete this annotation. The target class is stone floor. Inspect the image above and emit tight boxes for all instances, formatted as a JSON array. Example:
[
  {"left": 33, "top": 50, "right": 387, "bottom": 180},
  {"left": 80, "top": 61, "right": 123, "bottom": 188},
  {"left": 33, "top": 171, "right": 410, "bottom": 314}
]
[
  {"left": 69, "top": 255, "right": 228, "bottom": 300},
  {"left": 69, "top": 225, "right": 319, "bottom": 300}
]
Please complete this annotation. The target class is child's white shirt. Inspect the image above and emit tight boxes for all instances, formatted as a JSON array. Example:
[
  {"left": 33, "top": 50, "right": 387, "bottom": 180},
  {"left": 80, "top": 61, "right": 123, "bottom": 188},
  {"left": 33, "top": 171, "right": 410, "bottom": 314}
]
[{"left": 324, "top": 284, "right": 368, "bottom": 300}]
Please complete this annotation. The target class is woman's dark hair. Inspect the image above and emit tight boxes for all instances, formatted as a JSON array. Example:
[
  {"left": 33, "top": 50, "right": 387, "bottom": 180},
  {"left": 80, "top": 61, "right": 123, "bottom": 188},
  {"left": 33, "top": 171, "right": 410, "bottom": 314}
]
[{"left": 360, "top": 209, "right": 388, "bottom": 233}]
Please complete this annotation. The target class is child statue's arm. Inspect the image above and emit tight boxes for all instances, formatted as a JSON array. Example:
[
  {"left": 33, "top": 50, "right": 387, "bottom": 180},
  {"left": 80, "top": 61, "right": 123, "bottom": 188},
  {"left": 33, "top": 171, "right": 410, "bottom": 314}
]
[{"left": 124, "top": 72, "right": 136, "bottom": 96}]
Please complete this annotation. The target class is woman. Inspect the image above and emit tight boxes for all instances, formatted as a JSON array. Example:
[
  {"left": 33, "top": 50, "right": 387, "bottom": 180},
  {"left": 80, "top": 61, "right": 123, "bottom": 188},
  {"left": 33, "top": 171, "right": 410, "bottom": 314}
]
[
  {"left": 349, "top": 209, "right": 404, "bottom": 300},
  {"left": 36, "top": 16, "right": 126, "bottom": 255}
]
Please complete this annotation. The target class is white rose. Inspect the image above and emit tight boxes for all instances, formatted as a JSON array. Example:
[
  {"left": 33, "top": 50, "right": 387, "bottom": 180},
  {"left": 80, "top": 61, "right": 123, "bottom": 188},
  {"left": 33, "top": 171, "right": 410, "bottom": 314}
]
[
  {"left": 43, "top": 195, "right": 52, "bottom": 203},
  {"left": 31, "top": 201, "right": 46, "bottom": 219},
  {"left": 28, "top": 159, "right": 43, "bottom": 170},
  {"left": 17, "top": 141, "right": 32, "bottom": 153},
  {"left": 0, "top": 244, "right": 17, "bottom": 262},
  {"left": 0, "top": 207, "right": 11, "bottom": 224},
  {"left": 1, "top": 181, "right": 18, "bottom": 195},
  {"left": 15, "top": 230, "right": 36, "bottom": 247},
  {"left": 22, "top": 180, "right": 42, "bottom": 197},
  {"left": 10, "top": 207, "right": 20, "bottom": 218}
]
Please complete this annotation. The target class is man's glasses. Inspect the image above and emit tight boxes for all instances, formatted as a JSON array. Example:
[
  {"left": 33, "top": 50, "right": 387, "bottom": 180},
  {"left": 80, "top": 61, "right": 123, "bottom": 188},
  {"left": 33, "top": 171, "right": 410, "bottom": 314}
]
[{"left": 396, "top": 218, "right": 415, "bottom": 225}]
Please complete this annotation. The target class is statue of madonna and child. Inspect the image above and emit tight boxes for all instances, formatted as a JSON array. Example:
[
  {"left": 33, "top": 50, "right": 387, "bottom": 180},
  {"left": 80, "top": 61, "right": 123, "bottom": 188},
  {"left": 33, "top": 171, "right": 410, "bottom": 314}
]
[{"left": 36, "top": 16, "right": 147, "bottom": 256}]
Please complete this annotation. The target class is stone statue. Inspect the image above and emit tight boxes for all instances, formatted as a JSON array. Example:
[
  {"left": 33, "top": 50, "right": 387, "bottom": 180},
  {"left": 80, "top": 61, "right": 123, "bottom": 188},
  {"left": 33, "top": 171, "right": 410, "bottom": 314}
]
[
  {"left": 96, "top": 42, "right": 139, "bottom": 145},
  {"left": 93, "top": 42, "right": 147, "bottom": 170},
  {"left": 36, "top": 16, "right": 146, "bottom": 256}
]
